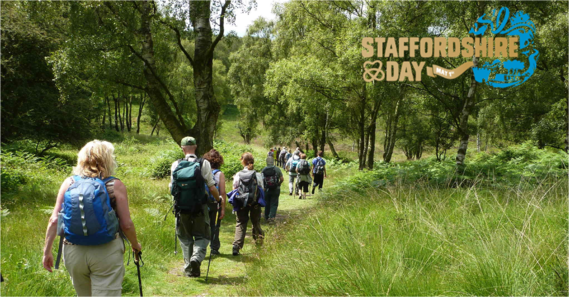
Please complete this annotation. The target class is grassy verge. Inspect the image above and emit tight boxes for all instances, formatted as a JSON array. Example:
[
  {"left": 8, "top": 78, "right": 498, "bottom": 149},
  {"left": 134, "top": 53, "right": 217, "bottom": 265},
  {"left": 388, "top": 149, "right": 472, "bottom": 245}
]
[
  {"left": 240, "top": 174, "right": 568, "bottom": 296},
  {"left": 0, "top": 128, "right": 328, "bottom": 296}
]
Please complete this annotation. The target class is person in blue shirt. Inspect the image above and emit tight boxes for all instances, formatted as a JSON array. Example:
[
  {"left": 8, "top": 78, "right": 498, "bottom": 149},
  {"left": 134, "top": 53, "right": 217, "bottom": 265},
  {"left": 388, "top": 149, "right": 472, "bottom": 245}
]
[{"left": 311, "top": 151, "right": 327, "bottom": 194}]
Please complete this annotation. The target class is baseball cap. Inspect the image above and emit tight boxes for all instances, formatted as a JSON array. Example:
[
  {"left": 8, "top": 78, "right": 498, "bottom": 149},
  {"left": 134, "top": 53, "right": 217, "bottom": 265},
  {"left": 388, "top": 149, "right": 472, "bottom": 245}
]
[{"left": 181, "top": 136, "right": 196, "bottom": 146}]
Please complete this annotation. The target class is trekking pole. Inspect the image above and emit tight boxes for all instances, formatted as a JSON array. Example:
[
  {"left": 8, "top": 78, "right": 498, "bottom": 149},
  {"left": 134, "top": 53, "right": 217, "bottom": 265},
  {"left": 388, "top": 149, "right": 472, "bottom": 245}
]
[
  {"left": 205, "top": 208, "right": 220, "bottom": 283},
  {"left": 163, "top": 204, "right": 174, "bottom": 222},
  {"left": 174, "top": 214, "right": 178, "bottom": 255},
  {"left": 133, "top": 250, "right": 144, "bottom": 296}
]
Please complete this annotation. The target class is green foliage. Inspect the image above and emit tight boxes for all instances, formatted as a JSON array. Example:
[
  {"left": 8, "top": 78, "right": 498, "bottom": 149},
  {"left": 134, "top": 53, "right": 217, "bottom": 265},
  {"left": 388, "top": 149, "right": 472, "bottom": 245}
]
[
  {"left": 147, "top": 148, "right": 185, "bottom": 179},
  {"left": 336, "top": 144, "right": 568, "bottom": 192},
  {"left": 242, "top": 175, "right": 567, "bottom": 296},
  {"left": 214, "top": 140, "right": 267, "bottom": 178},
  {"left": 1, "top": 150, "right": 70, "bottom": 201},
  {"left": 1, "top": 1, "right": 94, "bottom": 149}
]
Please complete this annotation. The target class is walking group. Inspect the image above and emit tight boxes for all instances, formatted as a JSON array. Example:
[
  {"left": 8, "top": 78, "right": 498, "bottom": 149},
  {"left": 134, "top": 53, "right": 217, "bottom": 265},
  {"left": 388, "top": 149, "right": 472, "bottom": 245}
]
[{"left": 41, "top": 136, "right": 327, "bottom": 296}]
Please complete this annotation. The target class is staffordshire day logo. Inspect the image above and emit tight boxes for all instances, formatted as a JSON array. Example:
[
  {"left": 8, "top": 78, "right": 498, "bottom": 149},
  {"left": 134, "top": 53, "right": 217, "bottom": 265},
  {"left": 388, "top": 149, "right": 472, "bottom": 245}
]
[{"left": 361, "top": 7, "right": 539, "bottom": 89}]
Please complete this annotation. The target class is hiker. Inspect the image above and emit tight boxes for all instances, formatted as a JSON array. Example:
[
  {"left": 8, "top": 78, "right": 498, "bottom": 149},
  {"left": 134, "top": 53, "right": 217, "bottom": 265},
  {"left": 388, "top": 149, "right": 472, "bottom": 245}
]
[
  {"left": 261, "top": 156, "right": 284, "bottom": 223},
  {"left": 296, "top": 153, "right": 312, "bottom": 199},
  {"left": 202, "top": 149, "right": 227, "bottom": 255},
  {"left": 276, "top": 147, "right": 281, "bottom": 166},
  {"left": 42, "top": 140, "right": 142, "bottom": 296},
  {"left": 279, "top": 147, "right": 287, "bottom": 168},
  {"left": 169, "top": 137, "right": 221, "bottom": 277},
  {"left": 273, "top": 147, "right": 278, "bottom": 164},
  {"left": 311, "top": 151, "right": 327, "bottom": 194},
  {"left": 229, "top": 152, "right": 265, "bottom": 255},
  {"left": 285, "top": 150, "right": 301, "bottom": 196},
  {"left": 267, "top": 148, "right": 274, "bottom": 158}
]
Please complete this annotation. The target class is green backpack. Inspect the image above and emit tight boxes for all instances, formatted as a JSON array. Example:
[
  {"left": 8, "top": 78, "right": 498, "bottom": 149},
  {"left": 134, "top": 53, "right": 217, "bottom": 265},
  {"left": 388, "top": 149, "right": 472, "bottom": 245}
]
[{"left": 171, "top": 158, "right": 207, "bottom": 214}]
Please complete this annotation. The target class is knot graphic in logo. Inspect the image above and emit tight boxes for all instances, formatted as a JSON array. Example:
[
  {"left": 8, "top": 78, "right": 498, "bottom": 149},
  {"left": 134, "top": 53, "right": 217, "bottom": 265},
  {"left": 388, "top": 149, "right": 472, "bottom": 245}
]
[
  {"left": 470, "top": 7, "right": 539, "bottom": 88},
  {"left": 363, "top": 60, "right": 385, "bottom": 82}
]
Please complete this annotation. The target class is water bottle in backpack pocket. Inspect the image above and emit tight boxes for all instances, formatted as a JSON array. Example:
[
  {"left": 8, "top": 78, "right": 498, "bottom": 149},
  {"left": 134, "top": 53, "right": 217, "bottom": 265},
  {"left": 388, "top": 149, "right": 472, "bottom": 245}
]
[{"left": 59, "top": 176, "right": 119, "bottom": 245}]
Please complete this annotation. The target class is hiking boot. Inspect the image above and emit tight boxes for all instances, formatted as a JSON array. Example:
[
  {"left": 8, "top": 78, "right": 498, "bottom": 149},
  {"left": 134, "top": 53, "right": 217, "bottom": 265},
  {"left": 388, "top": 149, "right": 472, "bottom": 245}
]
[
  {"left": 211, "top": 249, "right": 220, "bottom": 255},
  {"left": 232, "top": 245, "right": 240, "bottom": 256},
  {"left": 289, "top": 192, "right": 292, "bottom": 196},
  {"left": 256, "top": 235, "right": 264, "bottom": 246},
  {"left": 189, "top": 260, "right": 201, "bottom": 277}
]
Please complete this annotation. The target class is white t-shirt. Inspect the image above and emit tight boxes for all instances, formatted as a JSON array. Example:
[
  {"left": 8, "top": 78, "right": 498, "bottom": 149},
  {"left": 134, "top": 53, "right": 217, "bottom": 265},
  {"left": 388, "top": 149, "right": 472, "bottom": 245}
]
[{"left": 232, "top": 167, "right": 264, "bottom": 190}]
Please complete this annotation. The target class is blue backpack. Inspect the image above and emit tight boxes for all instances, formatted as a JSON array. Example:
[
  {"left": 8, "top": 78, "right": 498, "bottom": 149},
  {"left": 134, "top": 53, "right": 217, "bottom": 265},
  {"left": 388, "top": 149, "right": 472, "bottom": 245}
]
[
  {"left": 58, "top": 176, "right": 119, "bottom": 245},
  {"left": 205, "top": 169, "right": 221, "bottom": 202}
]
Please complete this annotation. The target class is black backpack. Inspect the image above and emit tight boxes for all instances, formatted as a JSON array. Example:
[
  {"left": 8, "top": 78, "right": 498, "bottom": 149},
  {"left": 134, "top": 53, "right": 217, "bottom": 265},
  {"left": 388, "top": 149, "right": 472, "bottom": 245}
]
[
  {"left": 262, "top": 166, "right": 279, "bottom": 190},
  {"left": 298, "top": 159, "right": 310, "bottom": 175},
  {"left": 236, "top": 170, "right": 259, "bottom": 207},
  {"left": 171, "top": 157, "right": 207, "bottom": 214}
]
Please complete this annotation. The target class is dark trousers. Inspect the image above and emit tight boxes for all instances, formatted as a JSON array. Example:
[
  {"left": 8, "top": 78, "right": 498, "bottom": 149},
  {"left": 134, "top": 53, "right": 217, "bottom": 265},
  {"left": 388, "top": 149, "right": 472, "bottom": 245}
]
[
  {"left": 312, "top": 173, "right": 324, "bottom": 193},
  {"left": 233, "top": 204, "right": 264, "bottom": 249},
  {"left": 264, "top": 187, "right": 280, "bottom": 220},
  {"left": 176, "top": 204, "right": 210, "bottom": 273},
  {"left": 208, "top": 202, "right": 221, "bottom": 252}
]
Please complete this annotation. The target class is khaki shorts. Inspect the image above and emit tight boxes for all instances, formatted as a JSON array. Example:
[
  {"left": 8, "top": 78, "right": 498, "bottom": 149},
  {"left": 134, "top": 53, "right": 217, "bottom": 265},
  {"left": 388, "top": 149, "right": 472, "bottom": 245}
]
[{"left": 64, "top": 237, "right": 125, "bottom": 296}]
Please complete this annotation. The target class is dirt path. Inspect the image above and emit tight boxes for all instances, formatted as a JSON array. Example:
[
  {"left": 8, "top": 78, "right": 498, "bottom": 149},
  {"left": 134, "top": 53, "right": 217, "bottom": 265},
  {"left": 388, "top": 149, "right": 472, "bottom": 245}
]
[{"left": 139, "top": 183, "right": 320, "bottom": 296}]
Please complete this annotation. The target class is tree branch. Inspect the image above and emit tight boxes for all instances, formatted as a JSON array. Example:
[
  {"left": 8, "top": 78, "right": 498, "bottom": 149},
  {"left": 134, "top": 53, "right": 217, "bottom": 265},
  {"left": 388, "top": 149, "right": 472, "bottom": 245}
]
[
  {"left": 157, "top": 18, "right": 195, "bottom": 68},
  {"left": 208, "top": 0, "right": 231, "bottom": 59},
  {"left": 126, "top": 45, "right": 187, "bottom": 127}
]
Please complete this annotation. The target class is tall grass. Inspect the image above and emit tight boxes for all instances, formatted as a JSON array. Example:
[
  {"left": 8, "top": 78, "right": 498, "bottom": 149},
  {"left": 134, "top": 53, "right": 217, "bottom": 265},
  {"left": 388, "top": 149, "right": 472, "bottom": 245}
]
[{"left": 241, "top": 174, "right": 568, "bottom": 296}]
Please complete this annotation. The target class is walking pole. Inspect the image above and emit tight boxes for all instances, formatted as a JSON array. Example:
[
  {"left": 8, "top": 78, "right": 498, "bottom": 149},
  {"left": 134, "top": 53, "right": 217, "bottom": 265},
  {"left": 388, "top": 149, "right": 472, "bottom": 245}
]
[
  {"left": 205, "top": 207, "right": 220, "bottom": 283},
  {"left": 174, "top": 214, "right": 178, "bottom": 255},
  {"left": 134, "top": 250, "right": 144, "bottom": 297}
]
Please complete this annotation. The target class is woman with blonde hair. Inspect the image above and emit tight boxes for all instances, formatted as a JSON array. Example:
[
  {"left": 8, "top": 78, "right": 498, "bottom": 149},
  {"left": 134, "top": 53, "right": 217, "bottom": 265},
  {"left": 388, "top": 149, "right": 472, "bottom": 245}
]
[
  {"left": 231, "top": 152, "right": 264, "bottom": 256},
  {"left": 42, "top": 140, "right": 141, "bottom": 296}
]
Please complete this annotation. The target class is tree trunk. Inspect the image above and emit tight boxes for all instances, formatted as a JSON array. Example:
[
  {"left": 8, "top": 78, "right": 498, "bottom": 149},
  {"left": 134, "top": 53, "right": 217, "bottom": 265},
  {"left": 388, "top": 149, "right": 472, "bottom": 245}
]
[
  {"left": 367, "top": 90, "right": 382, "bottom": 169},
  {"left": 327, "top": 137, "right": 340, "bottom": 159},
  {"left": 367, "top": 120, "right": 376, "bottom": 169},
  {"left": 101, "top": 97, "right": 106, "bottom": 130},
  {"left": 151, "top": 120, "right": 159, "bottom": 136},
  {"left": 454, "top": 0, "right": 486, "bottom": 167},
  {"left": 126, "top": 95, "right": 132, "bottom": 132},
  {"left": 139, "top": 0, "right": 187, "bottom": 142},
  {"left": 312, "top": 137, "right": 318, "bottom": 157},
  {"left": 559, "top": 66, "right": 569, "bottom": 153},
  {"left": 113, "top": 95, "right": 120, "bottom": 132},
  {"left": 189, "top": 0, "right": 227, "bottom": 156},
  {"left": 383, "top": 88, "right": 405, "bottom": 163},
  {"left": 106, "top": 96, "right": 113, "bottom": 130},
  {"left": 137, "top": 94, "right": 146, "bottom": 134},
  {"left": 358, "top": 84, "right": 367, "bottom": 170},
  {"left": 117, "top": 94, "right": 124, "bottom": 132},
  {"left": 455, "top": 56, "right": 479, "bottom": 170}
]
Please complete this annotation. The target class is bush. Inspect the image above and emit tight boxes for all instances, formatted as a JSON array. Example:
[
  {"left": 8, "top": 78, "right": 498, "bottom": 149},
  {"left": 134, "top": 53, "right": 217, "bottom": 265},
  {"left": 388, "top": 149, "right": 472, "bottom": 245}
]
[
  {"left": 147, "top": 148, "right": 184, "bottom": 179},
  {"left": 214, "top": 140, "right": 267, "bottom": 178},
  {"left": 333, "top": 143, "right": 568, "bottom": 192}
]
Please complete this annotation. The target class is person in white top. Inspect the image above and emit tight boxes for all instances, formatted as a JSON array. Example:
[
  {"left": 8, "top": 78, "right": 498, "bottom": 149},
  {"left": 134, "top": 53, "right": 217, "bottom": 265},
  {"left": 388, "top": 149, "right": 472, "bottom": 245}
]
[{"left": 169, "top": 136, "right": 221, "bottom": 278}]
